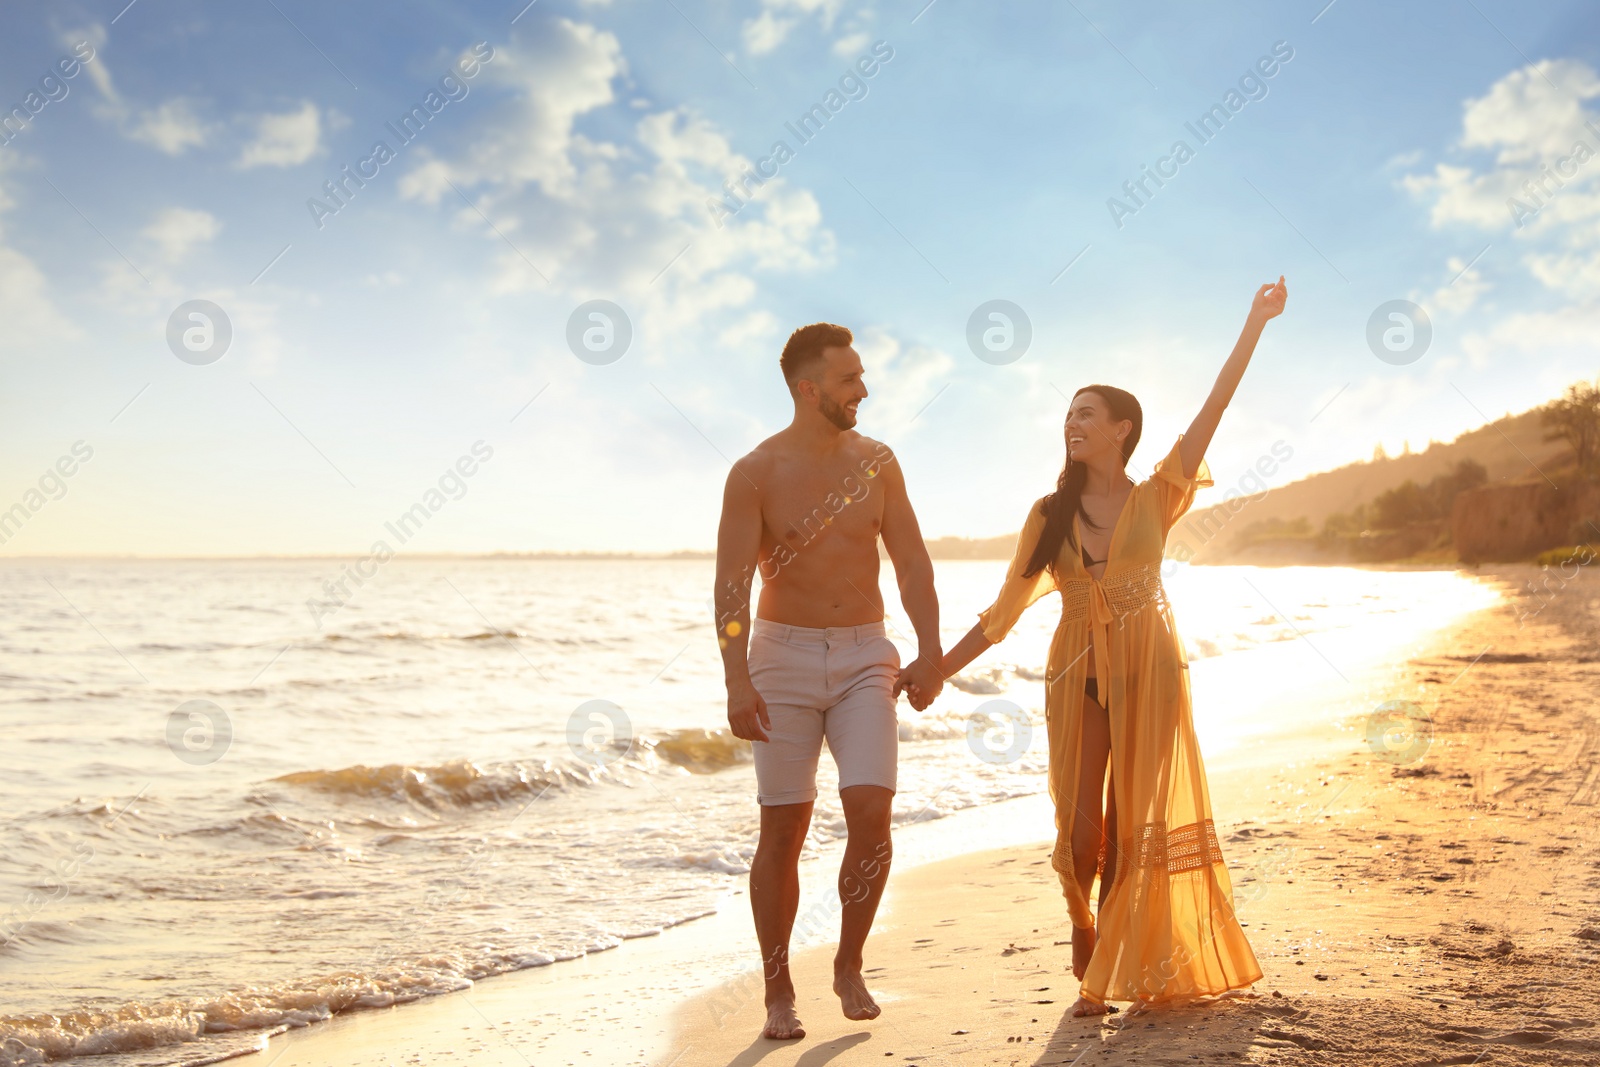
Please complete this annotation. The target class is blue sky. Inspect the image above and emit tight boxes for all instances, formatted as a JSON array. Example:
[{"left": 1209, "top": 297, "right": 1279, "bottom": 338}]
[{"left": 3, "top": 0, "right": 1599, "bottom": 555}]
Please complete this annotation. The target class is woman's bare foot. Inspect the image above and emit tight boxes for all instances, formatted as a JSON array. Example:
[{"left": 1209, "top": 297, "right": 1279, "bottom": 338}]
[
  {"left": 1070, "top": 994, "right": 1112, "bottom": 1017},
  {"left": 762, "top": 998, "right": 805, "bottom": 1040},
  {"left": 1070, "top": 923, "right": 1096, "bottom": 979},
  {"left": 832, "top": 969, "right": 882, "bottom": 1021}
]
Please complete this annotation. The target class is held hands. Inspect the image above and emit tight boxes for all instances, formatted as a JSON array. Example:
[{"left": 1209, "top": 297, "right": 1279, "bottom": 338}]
[
  {"left": 892, "top": 655, "right": 946, "bottom": 712},
  {"left": 1250, "top": 274, "right": 1288, "bottom": 323}
]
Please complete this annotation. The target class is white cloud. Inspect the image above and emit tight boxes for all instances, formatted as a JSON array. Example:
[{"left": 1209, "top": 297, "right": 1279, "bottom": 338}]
[
  {"left": 1462, "top": 301, "right": 1600, "bottom": 363},
  {"left": 1404, "top": 58, "right": 1600, "bottom": 303},
  {"left": 237, "top": 102, "right": 322, "bottom": 168},
  {"left": 0, "top": 242, "right": 76, "bottom": 348},
  {"left": 96, "top": 247, "right": 288, "bottom": 376},
  {"left": 1419, "top": 254, "right": 1490, "bottom": 315},
  {"left": 397, "top": 19, "right": 833, "bottom": 345},
  {"left": 852, "top": 326, "right": 955, "bottom": 432},
  {"left": 1458, "top": 60, "right": 1600, "bottom": 163},
  {"left": 832, "top": 31, "right": 871, "bottom": 57},
  {"left": 62, "top": 27, "right": 212, "bottom": 157},
  {"left": 719, "top": 309, "right": 779, "bottom": 349},
  {"left": 1384, "top": 148, "right": 1423, "bottom": 170},
  {"left": 742, "top": 0, "right": 846, "bottom": 56},
  {"left": 399, "top": 26, "right": 623, "bottom": 204},
  {"left": 63, "top": 23, "right": 114, "bottom": 106},
  {"left": 129, "top": 99, "right": 208, "bottom": 154},
  {"left": 142, "top": 207, "right": 220, "bottom": 262},
  {"left": 1402, "top": 60, "right": 1600, "bottom": 234},
  {"left": 743, "top": 12, "right": 796, "bottom": 56},
  {"left": 0, "top": 162, "right": 79, "bottom": 348}
]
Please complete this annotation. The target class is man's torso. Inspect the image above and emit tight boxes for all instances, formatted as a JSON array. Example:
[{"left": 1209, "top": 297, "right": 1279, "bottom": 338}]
[{"left": 748, "top": 432, "right": 889, "bottom": 629}]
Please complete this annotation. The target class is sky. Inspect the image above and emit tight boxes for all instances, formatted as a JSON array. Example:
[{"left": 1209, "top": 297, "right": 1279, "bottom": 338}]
[{"left": 2, "top": 0, "right": 1599, "bottom": 556}]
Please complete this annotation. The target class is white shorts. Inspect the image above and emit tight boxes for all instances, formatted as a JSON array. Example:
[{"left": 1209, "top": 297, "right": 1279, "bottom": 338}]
[{"left": 747, "top": 618, "right": 901, "bottom": 806}]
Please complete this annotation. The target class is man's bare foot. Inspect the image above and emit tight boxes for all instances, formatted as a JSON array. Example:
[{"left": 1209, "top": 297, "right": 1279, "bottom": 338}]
[
  {"left": 762, "top": 999, "right": 805, "bottom": 1040},
  {"left": 1070, "top": 994, "right": 1113, "bottom": 1017},
  {"left": 832, "top": 969, "right": 881, "bottom": 1021},
  {"left": 1071, "top": 923, "right": 1096, "bottom": 979}
]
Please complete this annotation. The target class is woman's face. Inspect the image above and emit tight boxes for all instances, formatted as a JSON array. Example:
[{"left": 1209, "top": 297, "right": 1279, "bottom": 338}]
[{"left": 1064, "top": 391, "right": 1130, "bottom": 464}]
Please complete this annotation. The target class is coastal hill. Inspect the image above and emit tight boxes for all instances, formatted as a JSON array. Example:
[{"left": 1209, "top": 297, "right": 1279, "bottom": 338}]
[{"left": 1174, "top": 404, "right": 1583, "bottom": 565}]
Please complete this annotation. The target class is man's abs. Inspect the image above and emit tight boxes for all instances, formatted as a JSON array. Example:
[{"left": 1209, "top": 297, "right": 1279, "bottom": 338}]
[{"left": 756, "top": 549, "right": 885, "bottom": 628}]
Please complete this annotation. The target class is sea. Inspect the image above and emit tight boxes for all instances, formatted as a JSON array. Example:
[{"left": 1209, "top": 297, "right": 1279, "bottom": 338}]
[{"left": 0, "top": 557, "right": 1500, "bottom": 1065}]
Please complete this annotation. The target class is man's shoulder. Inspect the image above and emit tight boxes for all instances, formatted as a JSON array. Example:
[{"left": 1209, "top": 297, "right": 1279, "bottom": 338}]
[
  {"left": 847, "top": 431, "right": 895, "bottom": 459},
  {"left": 731, "top": 444, "right": 774, "bottom": 479},
  {"left": 746, "top": 426, "right": 802, "bottom": 456},
  {"left": 839, "top": 434, "right": 898, "bottom": 490},
  {"left": 731, "top": 433, "right": 792, "bottom": 489}
]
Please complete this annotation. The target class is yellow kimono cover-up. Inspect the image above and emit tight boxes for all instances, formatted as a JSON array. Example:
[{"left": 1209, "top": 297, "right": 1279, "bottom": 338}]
[{"left": 976, "top": 435, "right": 1263, "bottom": 1005}]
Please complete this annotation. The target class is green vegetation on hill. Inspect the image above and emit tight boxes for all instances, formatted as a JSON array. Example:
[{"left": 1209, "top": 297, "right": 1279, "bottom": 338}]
[
  {"left": 1320, "top": 459, "right": 1486, "bottom": 538},
  {"left": 1541, "top": 378, "right": 1600, "bottom": 478}
]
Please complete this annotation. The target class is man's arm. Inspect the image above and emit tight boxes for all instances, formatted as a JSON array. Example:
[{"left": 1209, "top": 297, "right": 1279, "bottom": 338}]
[
  {"left": 715, "top": 458, "right": 770, "bottom": 742},
  {"left": 876, "top": 443, "right": 943, "bottom": 708}
]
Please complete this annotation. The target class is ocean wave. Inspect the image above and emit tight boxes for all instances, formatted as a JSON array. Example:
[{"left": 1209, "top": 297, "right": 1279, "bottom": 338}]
[
  {"left": 321, "top": 630, "right": 534, "bottom": 643},
  {"left": 897, "top": 713, "right": 971, "bottom": 742},
  {"left": 266, "top": 728, "right": 755, "bottom": 811},
  {"left": 0, "top": 965, "right": 477, "bottom": 1067},
  {"left": 944, "top": 663, "right": 1053, "bottom": 694},
  {"left": 643, "top": 728, "right": 752, "bottom": 773},
  {"left": 947, "top": 675, "right": 1004, "bottom": 695},
  {"left": 0, "top": 919, "right": 89, "bottom": 955},
  {"left": 269, "top": 759, "right": 576, "bottom": 810},
  {"left": 626, "top": 850, "right": 750, "bottom": 875}
]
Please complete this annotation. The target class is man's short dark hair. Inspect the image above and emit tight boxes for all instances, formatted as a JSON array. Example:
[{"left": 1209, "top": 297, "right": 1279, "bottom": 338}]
[{"left": 779, "top": 323, "right": 853, "bottom": 396}]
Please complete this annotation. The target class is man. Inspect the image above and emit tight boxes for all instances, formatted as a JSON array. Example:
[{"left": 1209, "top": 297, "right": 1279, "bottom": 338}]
[{"left": 715, "top": 322, "right": 945, "bottom": 1041}]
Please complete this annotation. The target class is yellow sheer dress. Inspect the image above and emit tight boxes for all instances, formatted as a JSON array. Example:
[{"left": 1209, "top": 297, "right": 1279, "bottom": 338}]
[{"left": 976, "top": 435, "right": 1263, "bottom": 1005}]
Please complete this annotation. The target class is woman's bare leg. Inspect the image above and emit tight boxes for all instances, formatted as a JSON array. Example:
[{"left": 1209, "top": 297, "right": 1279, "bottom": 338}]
[
  {"left": 1069, "top": 686, "right": 1112, "bottom": 1018},
  {"left": 1099, "top": 768, "right": 1118, "bottom": 909}
]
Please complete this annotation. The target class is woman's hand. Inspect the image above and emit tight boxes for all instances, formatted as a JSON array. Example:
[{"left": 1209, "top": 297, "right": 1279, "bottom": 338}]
[{"left": 1250, "top": 275, "right": 1287, "bottom": 323}]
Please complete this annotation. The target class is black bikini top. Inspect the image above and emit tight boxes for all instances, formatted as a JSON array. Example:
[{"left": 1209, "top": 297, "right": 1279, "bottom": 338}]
[{"left": 1080, "top": 543, "right": 1105, "bottom": 568}]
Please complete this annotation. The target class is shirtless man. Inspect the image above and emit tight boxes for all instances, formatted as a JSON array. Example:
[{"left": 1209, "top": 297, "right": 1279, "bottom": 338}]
[{"left": 715, "top": 322, "right": 945, "bottom": 1041}]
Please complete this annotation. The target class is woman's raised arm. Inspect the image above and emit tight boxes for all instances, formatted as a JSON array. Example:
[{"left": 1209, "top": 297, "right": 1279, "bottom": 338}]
[{"left": 1180, "top": 276, "right": 1288, "bottom": 479}]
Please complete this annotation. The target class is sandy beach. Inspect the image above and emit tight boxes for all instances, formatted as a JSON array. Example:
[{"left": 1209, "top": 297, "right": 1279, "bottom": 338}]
[
  {"left": 230, "top": 563, "right": 1600, "bottom": 1067},
  {"left": 663, "top": 563, "right": 1600, "bottom": 1066}
]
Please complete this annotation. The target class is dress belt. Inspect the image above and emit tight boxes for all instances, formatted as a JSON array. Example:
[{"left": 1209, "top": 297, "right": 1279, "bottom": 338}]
[{"left": 1058, "top": 561, "right": 1169, "bottom": 694}]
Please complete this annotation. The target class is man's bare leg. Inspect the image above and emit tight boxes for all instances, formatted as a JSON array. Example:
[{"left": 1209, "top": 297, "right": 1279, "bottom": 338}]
[
  {"left": 751, "top": 799, "right": 814, "bottom": 1039},
  {"left": 834, "top": 784, "right": 892, "bottom": 1021}
]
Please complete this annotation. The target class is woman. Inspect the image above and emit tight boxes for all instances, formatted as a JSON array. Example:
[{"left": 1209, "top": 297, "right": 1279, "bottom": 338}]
[{"left": 906, "top": 276, "right": 1287, "bottom": 1016}]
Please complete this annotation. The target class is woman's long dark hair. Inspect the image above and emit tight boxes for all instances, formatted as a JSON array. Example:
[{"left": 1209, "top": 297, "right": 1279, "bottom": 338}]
[{"left": 1022, "top": 385, "right": 1143, "bottom": 579}]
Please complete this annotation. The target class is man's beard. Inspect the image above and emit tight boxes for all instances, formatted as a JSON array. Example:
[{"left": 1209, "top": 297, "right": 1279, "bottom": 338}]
[{"left": 818, "top": 393, "right": 856, "bottom": 430}]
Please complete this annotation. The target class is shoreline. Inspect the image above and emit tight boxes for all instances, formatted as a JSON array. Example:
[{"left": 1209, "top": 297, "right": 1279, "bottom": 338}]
[
  {"left": 213, "top": 564, "right": 1555, "bottom": 1067},
  {"left": 221, "top": 793, "right": 1066, "bottom": 1067}
]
